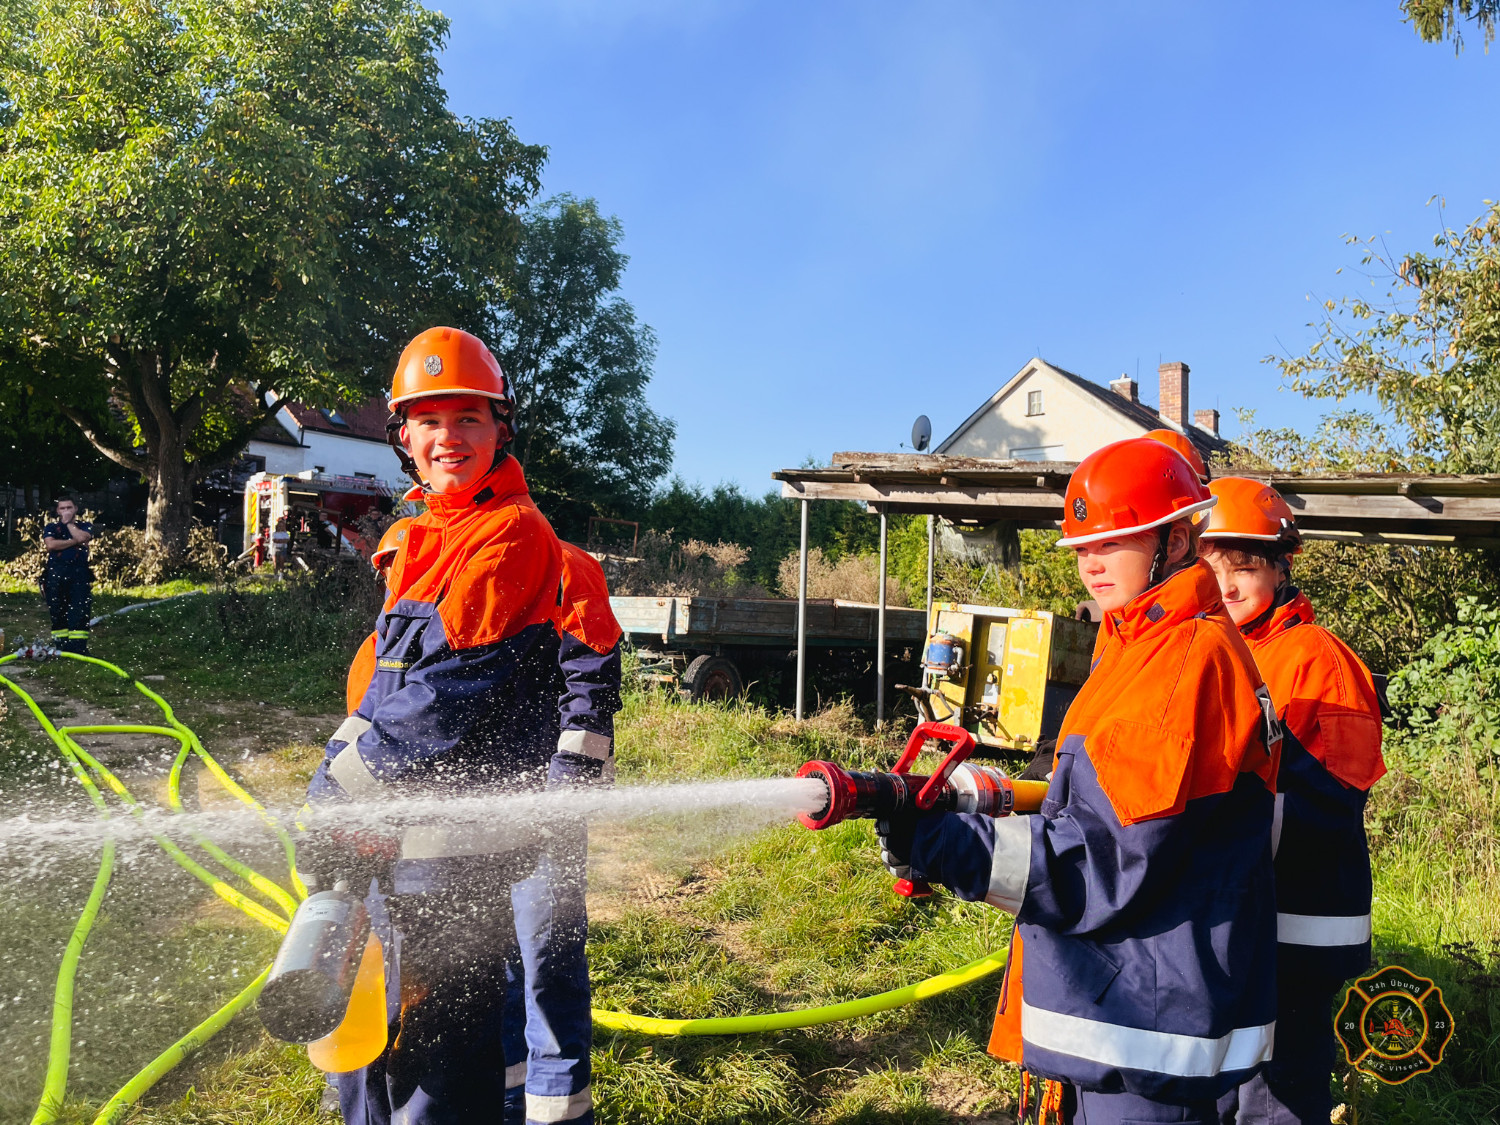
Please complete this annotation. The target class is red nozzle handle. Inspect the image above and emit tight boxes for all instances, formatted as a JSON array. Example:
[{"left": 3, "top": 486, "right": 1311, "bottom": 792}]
[
  {"left": 893, "top": 877, "right": 933, "bottom": 898},
  {"left": 891, "top": 721, "right": 976, "bottom": 810}
]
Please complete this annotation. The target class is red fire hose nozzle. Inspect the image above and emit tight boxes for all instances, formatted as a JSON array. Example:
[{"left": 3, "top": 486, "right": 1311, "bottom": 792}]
[{"left": 795, "top": 722, "right": 1050, "bottom": 899}]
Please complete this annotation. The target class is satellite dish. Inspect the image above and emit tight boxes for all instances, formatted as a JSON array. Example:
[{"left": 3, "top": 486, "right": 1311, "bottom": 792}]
[{"left": 911, "top": 415, "right": 932, "bottom": 453}]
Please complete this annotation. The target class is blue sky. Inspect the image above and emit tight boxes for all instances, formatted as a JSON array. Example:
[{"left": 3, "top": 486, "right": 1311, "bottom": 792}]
[{"left": 437, "top": 1, "right": 1497, "bottom": 494}]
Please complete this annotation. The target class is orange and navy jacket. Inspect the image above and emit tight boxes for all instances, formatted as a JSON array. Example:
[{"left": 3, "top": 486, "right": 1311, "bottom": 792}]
[
  {"left": 546, "top": 543, "right": 624, "bottom": 785},
  {"left": 309, "top": 456, "right": 563, "bottom": 839},
  {"left": 1242, "top": 588, "right": 1384, "bottom": 980},
  {"left": 910, "top": 563, "right": 1281, "bottom": 1100}
]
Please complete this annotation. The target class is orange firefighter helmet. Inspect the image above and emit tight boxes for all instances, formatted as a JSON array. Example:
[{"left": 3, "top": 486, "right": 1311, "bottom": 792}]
[
  {"left": 388, "top": 327, "right": 514, "bottom": 421},
  {"left": 1201, "top": 477, "right": 1302, "bottom": 553},
  {"left": 370, "top": 517, "right": 413, "bottom": 570},
  {"left": 1057, "top": 438, "right": 1215, "bottom": 548},
  {"left": 1142, "top": 428, "right": 1210, "bottom": 483}
]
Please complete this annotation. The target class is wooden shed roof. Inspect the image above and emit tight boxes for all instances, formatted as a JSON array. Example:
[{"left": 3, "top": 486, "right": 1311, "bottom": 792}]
[{"left": 774, "top": 453, "right": 1500, "bottom": 546}]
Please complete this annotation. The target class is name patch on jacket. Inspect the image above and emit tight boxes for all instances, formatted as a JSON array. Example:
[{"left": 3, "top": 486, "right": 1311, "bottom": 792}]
[{"left": 377, "top": 658, "right": 413, "bottom": 672}]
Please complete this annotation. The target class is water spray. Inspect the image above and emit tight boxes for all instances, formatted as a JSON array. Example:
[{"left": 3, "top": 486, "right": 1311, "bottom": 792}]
[{"left": 796, "top": 721, "right": 1049, "bottom": 896}]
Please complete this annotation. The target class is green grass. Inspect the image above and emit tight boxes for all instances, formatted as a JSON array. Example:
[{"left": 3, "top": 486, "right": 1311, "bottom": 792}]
[{"left": 2, "top": 582, "right": 1497, "bottom": 1123}]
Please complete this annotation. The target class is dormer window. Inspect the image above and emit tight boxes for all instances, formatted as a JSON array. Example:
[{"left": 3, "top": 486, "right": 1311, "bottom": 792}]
[{"left": 320, "top": 408, "right": 349, "bottom": 427}]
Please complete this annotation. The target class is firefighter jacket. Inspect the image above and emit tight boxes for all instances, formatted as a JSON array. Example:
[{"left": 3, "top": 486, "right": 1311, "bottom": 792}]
[
  {"left": 308, "top": 456, "right": 564, "bottom": 863},
  {"left": 547, "top": 542, "right": 624, "bottom": 785},
  {"left": 1242, "top": 588, "right": 1384, "bottom": 981},
  {"left": 910, "top": 563, "right": 1281, "bottom": 1101},
  {"left": 43, "top": 521, "right": 92, "bottom": 576}
]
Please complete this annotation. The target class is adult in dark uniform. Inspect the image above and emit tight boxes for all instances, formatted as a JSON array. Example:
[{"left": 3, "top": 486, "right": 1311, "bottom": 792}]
[{"left": 41, "top": 497, "right": 94, "bottom": 654}]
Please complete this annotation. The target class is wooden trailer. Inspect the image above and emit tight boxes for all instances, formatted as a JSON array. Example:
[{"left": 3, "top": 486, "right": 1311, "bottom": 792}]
[{"left": 610, "top": 595, "right": 927, "bottom": 703}]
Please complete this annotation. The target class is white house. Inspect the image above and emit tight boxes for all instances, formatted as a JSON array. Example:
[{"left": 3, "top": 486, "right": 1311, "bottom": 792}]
[
  {"left": 935, "top": 358, "right": 1226, "bottom": 464},
  {"left": 246, "top": 396, "right": 406, "bottom": 488}
]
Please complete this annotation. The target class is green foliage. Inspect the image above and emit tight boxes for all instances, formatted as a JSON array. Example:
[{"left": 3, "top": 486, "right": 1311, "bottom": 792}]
[
  {"left": 1223, "top": 407, "right": 1500, "bottom": 673},
  {"left": 1290, "top": 541, "right": 1500, "bottom": 673},
  {"left": 497, "top": 196, "right": 675, "bottom": 537},
  {"left": 0, "top": 382, "right": 113, "bottom": 495},
  {"left": 0, "top": 0, "right": 545, "bottom": 550},
  {"left": 1386, "top": 597, "right": 1500, "bottom": 763},
  {"left": 1272, "top": 203, "right": 1500, "bottom": 474},
  {"left": 1403, "top": 0, "right": 1498, "bottom": 50}
]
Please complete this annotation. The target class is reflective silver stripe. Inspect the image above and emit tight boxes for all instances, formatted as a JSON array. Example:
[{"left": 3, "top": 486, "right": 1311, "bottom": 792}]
[
  {"left": 526, "top": 1086, "right": 592, "bottom": 1122},
  {"left": 400, "top": 820, "right": 525, "bottom": 860},
  {"left": 1021, "top": 1001, "right": 1274, "bottom": 1077},
  {"left": 1270, "top": 792, "right": 1284, "bottom": 859},
  {"left": 331, "top": 714, "right": 372, "bottom": 747},
  {"left": 1277, "top": 912, "right": 1372, "bottom": 947},
  {"left": 505, "top": 1061, "right": 528, "bottom": 1089},
  {"left": 558, "top": 729, "right": 613, "bottom": 761},
  {"left": 328, "top": 742, "right": 383, "bottom": 801},
  {"left": 985, "top": 815, "right": 1032, "bottom": 914}
]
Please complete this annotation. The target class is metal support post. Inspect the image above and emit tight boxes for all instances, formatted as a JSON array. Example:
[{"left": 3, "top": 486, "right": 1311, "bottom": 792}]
[
  {"left": 877, "top": 508, "right": 888, "bottom": 729},
  {"left": 795, "top": 498, "right": 809, "bottom": 720},
  {"left": 925, "top": 514, "right": 935, "bottom": 621}
]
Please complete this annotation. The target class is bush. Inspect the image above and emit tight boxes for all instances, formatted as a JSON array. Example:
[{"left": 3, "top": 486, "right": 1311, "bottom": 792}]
[
  {"left": 1386, "top": 597, "right": 1500, "bottom": 768},
  {"left": 0, "top": 512, "right": 230, "bottom": 589},
  {"left": 608, "top": 531, "right": 770, "bottom": 597},
  {"left": 202, "top": 564, "right": 385, "bottom": 660},
  {"left": 774, "top": 547, "right": 908, "bottom": 605}
]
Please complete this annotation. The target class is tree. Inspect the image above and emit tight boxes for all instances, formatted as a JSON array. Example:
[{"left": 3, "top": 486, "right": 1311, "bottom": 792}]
[
  {"left": 0, "top": 0, "right": 545, "bottom": 553},
  {"left": 493, "top": 196, "right": 674, "bottom": 536},
  {"left": 1402, "top": 0, "right": 1498, "bottom": 50},
  {"left": 1223, "top": 408, "right": 1500, "bottom": 673},
  {"left": 0, "top": 380, "right": 114, "bottom": 508},
  {"left": 1272, "top": 202, "right": 1500, "bottom": 474}
]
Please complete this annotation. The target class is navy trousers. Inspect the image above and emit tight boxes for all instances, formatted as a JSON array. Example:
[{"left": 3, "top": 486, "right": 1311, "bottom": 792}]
[
  {"left": 502, "top": 827, "right": 594, "bottom": 1125},
  {"left": 1064, "top": 1086, "right": 1219, "bottom": 1124},
  {"left": 1216, "top": 967, "right": 1344, "bottom": 1125},
  {"left": 337, "top": 864, "right": 519, "bottom": 1125},
  {"left": 44, "top": 569, "right": 91, "bottom": 653}
]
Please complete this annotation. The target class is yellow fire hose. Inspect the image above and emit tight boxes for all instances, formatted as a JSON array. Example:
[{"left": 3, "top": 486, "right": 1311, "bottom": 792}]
[
  {"left": 590, "top": 949, "right": 1007, "bottom": 1035},
  {"left": 2, "top": 649, "right": 1010, "bottom": 1122},
  {"left": 0, "top": 652, "right": 299, "bottom": 1124}
]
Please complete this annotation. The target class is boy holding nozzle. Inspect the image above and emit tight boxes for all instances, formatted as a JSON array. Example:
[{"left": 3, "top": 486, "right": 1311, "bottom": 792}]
[
  {"left": 879, "top": 438, "right": 1282, "bottom": 1125},
  {"left": 1199, "top": 478, "right": 1384, "bottom": 1125},
  {"left": 299, "top": 327, "right": 601, "bottom": 1125}
]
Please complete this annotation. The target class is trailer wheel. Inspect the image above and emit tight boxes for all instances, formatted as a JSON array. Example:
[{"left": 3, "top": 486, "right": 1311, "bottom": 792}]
[{"left": 681, "top": 655, "right": 744, "bottom": 703}]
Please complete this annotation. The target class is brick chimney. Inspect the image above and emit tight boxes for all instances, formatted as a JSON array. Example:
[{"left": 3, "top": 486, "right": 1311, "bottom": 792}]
[
  {"left": 1158, "top": 362, "right": 1189, "bottom": 428},
  {"left": 1194, "top": 408, "right": 1220, "bottom": 437},
  {"left": 1110, "top": 375, "right": 1139, "bottom": 403}
]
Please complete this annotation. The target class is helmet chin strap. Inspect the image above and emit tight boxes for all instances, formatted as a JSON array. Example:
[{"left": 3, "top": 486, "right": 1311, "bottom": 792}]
[
  {"left": 1146, "top": 525, "right": 1173, "bottom": 587},
  {"left": 385, "top": 407, "right": 515, "bottom": 492},
  {"left": 386, "top": 412, "right": 425, "bottom": 488}
]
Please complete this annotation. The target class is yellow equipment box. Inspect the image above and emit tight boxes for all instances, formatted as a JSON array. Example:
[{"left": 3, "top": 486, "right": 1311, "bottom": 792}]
[{"left": 902, "top": 603, "right": 1098, "bottom": 755}]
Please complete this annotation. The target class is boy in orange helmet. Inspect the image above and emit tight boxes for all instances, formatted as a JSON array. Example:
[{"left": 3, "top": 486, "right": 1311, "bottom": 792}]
[
  {"left": 1199, "top": 478, "right": 1385, "bottom": 1125},
  {"left": 880, "top": 438, "right": 1281, "bottom": 1124},
  {"left": 301, "top": 327, "right": 597, "bottom": 1125}
]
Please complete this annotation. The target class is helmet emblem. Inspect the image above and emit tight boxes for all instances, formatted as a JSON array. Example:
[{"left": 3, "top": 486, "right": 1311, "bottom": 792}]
[
  {"left": 1073, "top": 497, "right": 1088, "bottom": 522},
  {"left": 423, "top": 354, "right": 443, "bottom": 376}
]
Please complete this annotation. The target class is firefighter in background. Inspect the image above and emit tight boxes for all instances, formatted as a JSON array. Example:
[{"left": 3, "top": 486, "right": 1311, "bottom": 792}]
[
  {"left": 370, "top": 517, "right": 412, "bottom": 583},
  {"left": 341, "top": 519, "right": 415, "bottom": 715},
  {"left": 879, "top": 438, "right": 1281, "bottom": 1124},
  {"left": 503, "top": 540, "right": 623, "bottom": 1125},
  {"left": 41, "top": 497, "right": 94, "bottom": 654},
  {"left": 301, "top": 326, "right": 589, "bottom": 1125},
  {"left": 1142, "top": 427, "right": 1211, "bottom": 484},
  {"left": 1199, "top": 478, "right": 1385, "bottom": 1125}
]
